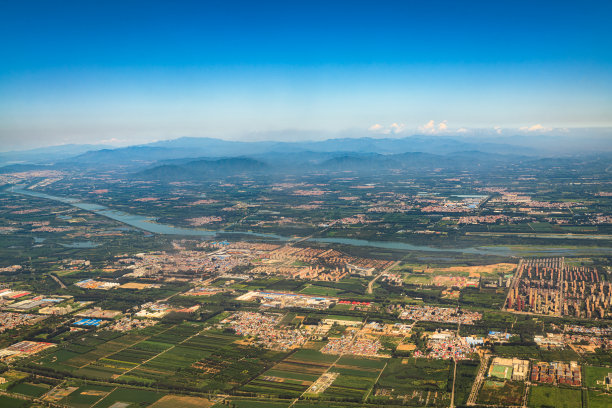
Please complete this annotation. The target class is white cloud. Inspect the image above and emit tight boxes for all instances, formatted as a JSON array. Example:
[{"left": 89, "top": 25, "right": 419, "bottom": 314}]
[
  {"left": 98, "top": 137, "right": 126, "bottom": 145},
  {"left": 418, "top": 120, "right": 449, "bottom": 134},
  {"left": 368, "top": 122, "right": 406, "bottom": 135},
  {"left": 494, "top": 126, "right": 502, "bottom": 135},
  {"left": 457, "top": 127, "right": 468, "bottom": 133},
  {"left": 519, "top": 124, "right": 551, "bottom": 132},
  {"left": 419, "top": 120, "right": 436, "bottom": 133},
  {"left": 389, "top": 122, "right": 406, "bottom": 133}
]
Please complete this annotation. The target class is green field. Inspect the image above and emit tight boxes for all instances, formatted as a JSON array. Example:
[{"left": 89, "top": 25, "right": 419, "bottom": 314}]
[
  {"left": 59, "top": 385, "right": 115, "bottom": 408},
  {"left": 453, "top": 360, "right": 479, "bottom": 406},
  {"left": 0, "top": 395, "right": 30, "bottom": 408},
  {"left": 300, "top": 285, "right": 344, "bottom": 296},
  {"left": 586, "top": 389, "right": 612, "bottom": 408},
  {"left": 242, "top": 349, "right": 333, "bottom": 397},
  {"left": 9, "top": 382, "right": 52, "bottom": 397},
  {"left": 322, "top": 356, "right": 386, "bottom": 401},
  {"left": 528, "top": 385, "right": 582, "bottom": 408},
  {"left": 95, "top": 387, "right": 165, "bottom": 408},
  {"left": 489, "top": 363, "right": 512, "bottom": 380},
  {"left": 32, "top": 323, "right": 285, "bottom": 393},
  {"left": 0, "top": 371, "right": 29, "bottom": 390},
  {"left": 225, "top": 400, "right": 289, "bottom": 408},
  {"left": 583, "top": 365, "right": 612, "bottom": 388},
  {"left": 373, "top": 357, "right": 451, "bottom": 406}
]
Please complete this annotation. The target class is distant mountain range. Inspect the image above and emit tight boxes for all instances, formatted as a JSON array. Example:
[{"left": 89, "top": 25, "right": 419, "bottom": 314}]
[
  {"left": 1, "top": 135, "right": 611, "bottom": 178},
  {"left": 132, "top": 157, "right": 268, "bottom": 181}
]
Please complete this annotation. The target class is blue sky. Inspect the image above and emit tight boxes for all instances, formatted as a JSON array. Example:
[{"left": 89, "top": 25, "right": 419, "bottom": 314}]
[{"left": 1, "top": 0, "right": 611, "bottom": 149}]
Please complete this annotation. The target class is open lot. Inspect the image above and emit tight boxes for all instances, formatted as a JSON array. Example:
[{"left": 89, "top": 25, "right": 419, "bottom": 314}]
[{"left": 477, "top": 380, "right": 525, "bottom": 406}]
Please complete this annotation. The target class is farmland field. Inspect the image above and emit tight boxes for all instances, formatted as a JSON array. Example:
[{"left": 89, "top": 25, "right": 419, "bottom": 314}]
[
  {"left": 58, "top": 385, "right": 115, "bottom": 408},
  {"left": 9, "top": 381, "right": 52, "bottom": 397},
  {"left": 586, "top": 389, "right": 612, "bottom": 408},
  {"left": 94, "top": 387, "right": 165, "bottom": 408},
  {"left": 0, "top": 395, "right": 29, "bottom": 408},
  {"left": 528, "top": 385, "right": 582, "bottom": 408},
  {"left": 373, "top": 357, "right": 451, "bottom": 406},
  {"left": 242, "top": 349, "right": 333, "bottom": 397},
  {"left": 583, "top": 365, "right": 612, "bottom": 388}
]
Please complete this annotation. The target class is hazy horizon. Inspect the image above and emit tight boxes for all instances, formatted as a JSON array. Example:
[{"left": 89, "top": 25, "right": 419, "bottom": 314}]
[{"left": 2, "top": 126, "right": 612, "bottom": 154}]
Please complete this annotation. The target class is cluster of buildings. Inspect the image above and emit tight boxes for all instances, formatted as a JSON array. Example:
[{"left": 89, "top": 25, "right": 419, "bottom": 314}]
[
  {"left": 458, "top": 215, "right": 508, "bottom": 224},
  {"left": 236, "top": 291, "right": 337, "bottom": 309},
  {"left": 338, "top": 300, "right": 372, "bottom": 311},
  {"left": 107, "top": 317, "right": 157, "bottom": 331},
  {"left": 183, "top": 286, "right": 228, "bottom": 296},
  {"left": 289, "top": 265, "right": 349, "bottom": 282},
  {"left": 488, "top": 331, "right": 512, "bottom": 343},
  {"left": 0, "top": 288, "right": 30, "bottom": 300},
  {"left": 420, "top": 195, "right": 487, "bottom": 213},
  {"left": 486, "top": 190, "right": 555, "bottom": 207},
  {"left": 0, "top": 312, "right": 46, "bottom": 332},
  {"left": 7, "top": 296, "right": 67, "bottom": 311},
  {"left": 414, "top": 331, "right": 479, "bottom": 360},
  {"left": 251, "top": 264, "right": 349, "bottom": 282},
  {"left": 187, "top": 216, "right": 223, "bottom": 226},
  {"left": 565, "top": 324, "right": 611, "bottom": 336},
  {"left": 263, "top": 246, "right": 393, "bottom": 276},
  {"left": 76, "top": 307, "right": 121, "bottom": 319},
  {"left": 135, "top": 302, "right": 172, "bottom": 319},
  {"left": 380, "top": 273, "right": 403, "bottom": 287},
  {"left": 395, "top": 305, "right": 482, "bottom": 324},
  {"left": 0, "top": 265, "right": 22, "bottom": 273},
  {"left": 534, "top": 333, "right": 565, "bottom": 349},
  {"left": 116, "top": 245, "right": 255, "bottom": 280},
  {"left": 488, "top": 357, "right": 530, "bottom": 381},
  {"left": 0, "top": 341, "right": 55, "bottom": 360},
  {"left": 39, "top": 303, "right": 77, "bottom": 315},
  {"left": 506, "top": 258, "right": 611, "bottom": 318},
  {"left": 534, "top": 331, "right": 612, "bottom": 352},
  {"left": 222, "top": 311, "right": 309, "bottom": 350},
  {"left": 336, "top": 214, "right": 369, "bottom": 225},
  {"left": 531, "top": 361, "right": 582, "bottom": 386},
  {"left": 321, "top": 335, "right": 382, "bottom": 357},
  {"left": 73, "top": 318, "right": 104, "bottom": 327}
]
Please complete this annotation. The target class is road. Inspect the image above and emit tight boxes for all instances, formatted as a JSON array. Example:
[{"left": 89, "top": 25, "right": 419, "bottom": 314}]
[
  {"left": 503, "top": 259, "right": 523, "bottom": 312},
  {"left": 466, "top": 353, "right": 490, "bottom": 406},
  {"left": 366, "top": 260, "right": 400, "bottom": 294},
  {"left": 450, "top": 358, "right": 458, "bottom": 408},
  {"left": 521, "top": 382, "right": 530, "bottom": 408},
  {"left": 49, "top": 273, "right": 67, "bottom": 289}
]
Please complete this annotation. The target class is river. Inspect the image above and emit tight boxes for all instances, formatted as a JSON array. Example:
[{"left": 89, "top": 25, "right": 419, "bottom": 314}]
[{"left": 8, "top": 187, "right": 612, "bottom": 257}]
